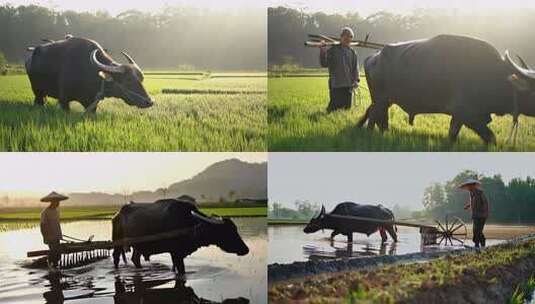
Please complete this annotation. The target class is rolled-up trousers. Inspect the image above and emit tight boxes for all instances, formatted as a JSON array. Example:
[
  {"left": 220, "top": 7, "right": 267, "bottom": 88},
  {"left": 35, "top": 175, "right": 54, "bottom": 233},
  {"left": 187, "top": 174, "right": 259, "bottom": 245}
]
[
  {"left": 328, "top": 87, "right": 353, "bottom": 112},
  {"left": 47, "top": 240, "right": 61, "bottom": 267},
  {"left": 472, "top": 217, "right": 486, "bottom": 247}
]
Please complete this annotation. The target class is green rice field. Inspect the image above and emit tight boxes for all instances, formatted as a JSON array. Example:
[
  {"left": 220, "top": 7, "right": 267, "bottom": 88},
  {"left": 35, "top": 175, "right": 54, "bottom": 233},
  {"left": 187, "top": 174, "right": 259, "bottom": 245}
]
[
  {"left": 0, "top": 205, "right": 267, "bottom": 223},
  {"left": 268, "top": 76, "right": 535, "bottom": 151},
  {"left": 0, "top": 72, "right": 267, "bottom": 151}
]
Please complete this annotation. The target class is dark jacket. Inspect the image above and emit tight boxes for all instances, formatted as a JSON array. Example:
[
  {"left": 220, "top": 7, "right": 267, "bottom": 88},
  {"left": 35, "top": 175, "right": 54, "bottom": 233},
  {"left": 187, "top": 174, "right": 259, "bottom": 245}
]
[
  {"left": 320, "top": 45, "right": 359, "bottom": 89},
  {"left": 469, "top": 188, "right": 489, "bottom": 219}
]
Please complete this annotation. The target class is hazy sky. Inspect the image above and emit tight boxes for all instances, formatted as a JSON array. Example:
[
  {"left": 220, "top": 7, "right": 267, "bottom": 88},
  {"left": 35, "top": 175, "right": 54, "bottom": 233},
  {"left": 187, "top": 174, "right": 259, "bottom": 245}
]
[
  {"left": 0, "top": 153, "right": 266, "bottom": 197},
  {"left": 4, "top": 0, "right": 535, "bottom": 16},
  {"left": 269, "top": 153, "right": 535, "bottom": 210},
  {"left": 270, "top": 0, "right": 535, "bottom": 16},
  {"left": 0, "top": 0, "right": 266, "bottom": 15}
]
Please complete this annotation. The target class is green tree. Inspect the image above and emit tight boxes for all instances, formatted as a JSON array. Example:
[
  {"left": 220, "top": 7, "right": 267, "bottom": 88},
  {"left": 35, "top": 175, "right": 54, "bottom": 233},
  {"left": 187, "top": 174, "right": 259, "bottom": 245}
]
[{"left": 0, "top": 51, "right": 6, "bottom": 74}]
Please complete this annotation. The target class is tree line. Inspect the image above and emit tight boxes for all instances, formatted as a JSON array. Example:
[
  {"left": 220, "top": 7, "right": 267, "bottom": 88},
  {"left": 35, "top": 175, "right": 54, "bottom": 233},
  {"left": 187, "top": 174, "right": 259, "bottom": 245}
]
[
  {"left": 268, "top": 6, "right": 535, "bottom": 68},
  {"left": 423, "top": 170, "right": 535, "bottom": 224},
  {"left": 269, "top": 170, "right": 535, "bottom": 224},
  {"left": 0, "top": 5, "right": 266, "bottom": 70}
]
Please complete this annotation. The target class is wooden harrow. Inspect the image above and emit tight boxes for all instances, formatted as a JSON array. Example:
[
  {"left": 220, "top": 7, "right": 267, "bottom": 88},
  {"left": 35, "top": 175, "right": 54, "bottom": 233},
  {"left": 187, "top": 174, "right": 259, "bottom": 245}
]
[
  {"left": 328, "top": 213, "right": 468, "bottom": 246},
  {"left": 27, "top": 241, "right": 112, "bottom": 269},
  {"left": 27, "top": 226, "right": 195, "bottom": 269}
]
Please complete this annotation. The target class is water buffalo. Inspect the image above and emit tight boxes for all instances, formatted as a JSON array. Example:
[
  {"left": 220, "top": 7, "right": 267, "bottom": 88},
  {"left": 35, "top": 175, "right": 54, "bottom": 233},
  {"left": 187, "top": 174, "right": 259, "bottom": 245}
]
[
  {"left": 25, "top": 35, "right": 153, "bottom": 113},
  {"left": 304, "top": 202, "right": 398, "bottom": 243},
  {"left": 112, "top": 199, "right": 249, "bottom": 274},
  {"left": 358, "top": 34, "right": 535, "bottom": 144}
]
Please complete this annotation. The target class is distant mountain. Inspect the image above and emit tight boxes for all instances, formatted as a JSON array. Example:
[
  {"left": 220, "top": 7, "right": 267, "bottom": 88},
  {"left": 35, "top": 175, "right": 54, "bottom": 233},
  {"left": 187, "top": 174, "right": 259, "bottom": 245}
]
[{"left": 65, "top": 158, "right": 267, "bottom": 206}]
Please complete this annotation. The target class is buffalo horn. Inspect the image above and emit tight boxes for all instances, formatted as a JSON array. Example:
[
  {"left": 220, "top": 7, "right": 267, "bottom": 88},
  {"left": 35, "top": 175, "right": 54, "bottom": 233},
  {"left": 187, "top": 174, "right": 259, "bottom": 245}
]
[
  {"left": 516, "top": 55, "right": 531, "bottom": 70},
  {"left": 121, "top": 51, "right": 141, "bottom": 70},
  {"left": 505, "top": 50, "right": 535, "bottom": 80},
  {"left": 190, "top": 210, "right": 225, "bottom": 225},
  {"left": 91, "top": 49, "right": 124, "bottom": 74}
]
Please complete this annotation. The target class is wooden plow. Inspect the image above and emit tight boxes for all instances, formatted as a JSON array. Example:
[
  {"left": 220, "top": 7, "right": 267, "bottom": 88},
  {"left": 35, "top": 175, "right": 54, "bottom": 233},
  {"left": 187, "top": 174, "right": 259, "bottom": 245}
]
[
  {"left": 26, "top": 226, "right": 196, "bottom": 269},
  {"left": 328, "top": 214, "right": 468, "bottom": 246},
  {"left": 304, "top": 33, "right": 385, "bottom": 50}
]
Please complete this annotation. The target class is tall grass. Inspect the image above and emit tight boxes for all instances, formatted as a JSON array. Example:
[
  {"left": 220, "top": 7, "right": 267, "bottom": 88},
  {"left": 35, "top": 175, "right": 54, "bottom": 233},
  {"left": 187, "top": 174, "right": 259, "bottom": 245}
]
[
  {"left": 0, "top": 73, "right": 267, "bottom": 151},
  {"left": 269, "top": 76, "right": 535, "bottom": 151}
]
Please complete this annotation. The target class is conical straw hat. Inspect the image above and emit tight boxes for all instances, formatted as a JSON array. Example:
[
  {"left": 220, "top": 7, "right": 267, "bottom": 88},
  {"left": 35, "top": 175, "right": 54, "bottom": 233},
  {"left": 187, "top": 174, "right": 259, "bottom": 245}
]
[
  {"left": 40, "top": 191, "right": 69, "bottom": 202},
  {"left": 459, "top": 179, "right": 481, "bottom": 189}
]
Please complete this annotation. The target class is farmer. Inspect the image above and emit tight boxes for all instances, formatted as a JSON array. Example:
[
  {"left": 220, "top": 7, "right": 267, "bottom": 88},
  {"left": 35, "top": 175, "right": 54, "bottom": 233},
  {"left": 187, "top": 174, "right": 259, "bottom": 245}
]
[
  {"left": 40, "top": 191, "right": 68, "bottom": 270},
  {"left": 459, "top": 179, "right": 489, "bottom": 248},
  {"left": 319, "top": 27, "right": 360, "bottom": 112}
]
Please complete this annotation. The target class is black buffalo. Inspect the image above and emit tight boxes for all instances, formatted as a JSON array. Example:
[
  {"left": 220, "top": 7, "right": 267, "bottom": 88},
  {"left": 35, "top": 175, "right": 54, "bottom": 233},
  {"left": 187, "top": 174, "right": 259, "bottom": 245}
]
[
  {"left": 112, "top": 199, "right": 249, "bottom": 274},
  {"left": 304, "top": 202, "right": 398, "bottom": 243},
  {"left": 358, "top": 34, "right": 535, "bottom": 144},
  {"left": 25, "top": 35, "right": 153, "bottom": 113}
]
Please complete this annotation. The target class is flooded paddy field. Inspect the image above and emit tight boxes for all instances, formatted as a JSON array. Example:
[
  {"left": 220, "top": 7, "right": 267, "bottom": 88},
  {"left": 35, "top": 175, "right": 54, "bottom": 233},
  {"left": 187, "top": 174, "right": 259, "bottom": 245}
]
[
  {"left": 0, "top": 218, "right": 267, "bottom": 304},
  {"left": 268, "top": 224, "right": 505, "bottom": 265}
]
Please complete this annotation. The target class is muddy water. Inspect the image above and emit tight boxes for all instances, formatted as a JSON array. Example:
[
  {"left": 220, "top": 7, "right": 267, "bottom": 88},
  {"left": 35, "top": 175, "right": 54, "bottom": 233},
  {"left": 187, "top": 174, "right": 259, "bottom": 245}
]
[
  {"left": 269, "top": 225, "right": 503, "bottom": 264},
  {"left": 0, "top": 218, "right": 267, "bottom": 304}
]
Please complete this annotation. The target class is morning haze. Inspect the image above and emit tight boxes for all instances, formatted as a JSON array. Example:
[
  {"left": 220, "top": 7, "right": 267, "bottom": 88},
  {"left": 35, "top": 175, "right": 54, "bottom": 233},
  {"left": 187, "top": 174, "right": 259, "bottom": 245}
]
[
  {"left": 268, "top": 153, "right": 535, "bottom": 211},
  {"left": 0, "top": 2, "right": 266, "bottom": 70},
  {"left": 0, "top": 152, "right": 266, "bottom": 203}
]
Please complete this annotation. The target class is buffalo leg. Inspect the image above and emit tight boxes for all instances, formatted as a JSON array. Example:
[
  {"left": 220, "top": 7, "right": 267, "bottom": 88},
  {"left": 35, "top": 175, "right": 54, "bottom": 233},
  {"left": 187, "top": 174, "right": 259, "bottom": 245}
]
[
  {"left": 377, "top": 103, "right": 390, "bottom": 131},
  {"left": 346, "top": 233, "right": 353, "bottom": 243},
  {"left": 464, "top": 120, "right": 496, "bottom": 145},
  {"left": 59, "top": 100, "right": 70, "bottom": 112},
  {"left": 33, "top": 95, "right": 46, "bottom": 107},
  {"left": 448, "top": 117, "right": 463, "bottom": 142},
  {"left": 367, "top": 102, "right": 389, "bottom": 132},
  {"left": 131, "top": 250, "right": 142, "bottom": 268},
  {"left": 386, "top": 225, "right": 398, "bottom": 242},
  {"left": 330, "top": 230, "right": 340, "bottom": 240},
  {"left": 379, "top": 228, "right": 388, "bottom": 243},
  {"left": 112, "top": 248, "right": 122, "bottom": 268},
  {"left": 171, "top": 253, "right": 185, "bottom": 275},
  {"left": 357, "top": 106, "right": 371, "bottom": 128},
  {"left": 58, "top": 89, "right": 70, "bottom": 112},
  {"left": 367, "top": 104, "right": 380, "bottom": 130}
]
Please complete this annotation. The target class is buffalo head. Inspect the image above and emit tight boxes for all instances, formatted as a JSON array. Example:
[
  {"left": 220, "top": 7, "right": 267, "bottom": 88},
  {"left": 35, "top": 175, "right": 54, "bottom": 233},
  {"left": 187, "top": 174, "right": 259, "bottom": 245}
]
[
  {"left": 91, "top": 49, "right": 153, "bottom": 109},
  {"left": 303, "top": 205, "right": 326, "bottom": 234},
  {"left": 504, "top": 51, "right": 535, "bottom": 115},
  {"left": 191, "top": 211, "right": 249, "bottom": 256}
]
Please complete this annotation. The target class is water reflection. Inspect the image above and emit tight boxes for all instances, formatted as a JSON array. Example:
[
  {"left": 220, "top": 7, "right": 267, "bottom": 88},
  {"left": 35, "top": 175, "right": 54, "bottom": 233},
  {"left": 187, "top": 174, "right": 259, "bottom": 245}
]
[
  {"left": 269, "top": 225, "right": 503, "bottom": 264},
  {"left": 0, "top": 218, "right": 266, "bottom": 304},
  {"left": 39, "top": 273, "right": 250, "bottom": 304},
  {"left": 304, "top": 238, "right": 398, "bottom": 260},
  {"left": 113, "top": 276, "right": 249, "bottom": 304}
]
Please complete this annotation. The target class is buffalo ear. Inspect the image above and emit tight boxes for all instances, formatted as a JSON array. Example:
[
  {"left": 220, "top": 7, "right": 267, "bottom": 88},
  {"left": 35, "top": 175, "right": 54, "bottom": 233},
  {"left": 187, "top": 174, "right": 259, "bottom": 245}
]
[
  {"left": 191, "top": 210, "right": 225, "bottom": 225},
  {"left": 509, "top": 74, "right": 530, "bottom": 91}
]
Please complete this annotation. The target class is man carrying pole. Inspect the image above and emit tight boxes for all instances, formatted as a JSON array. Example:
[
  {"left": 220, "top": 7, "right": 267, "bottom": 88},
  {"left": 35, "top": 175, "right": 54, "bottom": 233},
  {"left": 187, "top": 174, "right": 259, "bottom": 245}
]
[
  {"left": 40, "top": 191, "right": 69, "bottom": 270},
  {"left": 459, "top": 179, "right": 490, "bottom": 249},
  {"left": 319, "top": 27, "right": 360, "bottom": 112}
]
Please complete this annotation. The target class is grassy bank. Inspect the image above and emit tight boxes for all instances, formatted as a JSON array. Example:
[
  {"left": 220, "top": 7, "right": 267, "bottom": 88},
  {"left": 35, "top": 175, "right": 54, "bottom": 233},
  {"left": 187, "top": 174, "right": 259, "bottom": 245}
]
[
  {"left": 0, "top": 72, "right": 266, "bottom": 151},
  {"left": 268, "top": 76, "right": 535, "bottom": 151},
  {"left": 0, "top": 205, "right": 267, "bottom": 221},
  {"left": 269, "top": 238, "right": 535, "bottom": 303}
]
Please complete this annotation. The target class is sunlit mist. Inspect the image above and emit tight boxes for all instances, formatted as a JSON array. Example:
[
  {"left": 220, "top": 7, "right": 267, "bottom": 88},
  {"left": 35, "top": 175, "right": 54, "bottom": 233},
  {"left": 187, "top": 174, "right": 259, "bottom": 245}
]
[
  {"left": 0, "top": 0, "right": 267, "bottom": 15},
  {"left": 269, "top": 0, "right": 535, "bottom": 16},
  {"left": 0, "top": 153, "right": 266, "bottom": 198}
]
